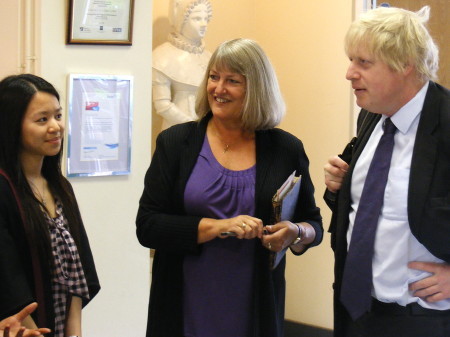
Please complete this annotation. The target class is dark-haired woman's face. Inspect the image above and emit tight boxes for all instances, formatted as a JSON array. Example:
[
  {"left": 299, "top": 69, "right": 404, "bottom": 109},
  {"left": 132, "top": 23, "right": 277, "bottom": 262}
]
[{"left": 20, "top": 92, "right": 64, "bottom": 160}]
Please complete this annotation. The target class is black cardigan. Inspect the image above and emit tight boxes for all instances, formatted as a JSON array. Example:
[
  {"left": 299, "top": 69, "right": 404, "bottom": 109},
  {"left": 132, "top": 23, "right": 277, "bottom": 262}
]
[
  {"left": 136, "top": 115, "right": 323, "bottom": 337},
  {"left": 0, "top": 174, "right": 100, "bottom": 336}
]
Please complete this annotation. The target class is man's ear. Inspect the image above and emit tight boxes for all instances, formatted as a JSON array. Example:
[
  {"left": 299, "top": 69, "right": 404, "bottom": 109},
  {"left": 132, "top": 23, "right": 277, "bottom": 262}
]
[{"left": 402, "top": 62, "right": 414, "bottom": 76}]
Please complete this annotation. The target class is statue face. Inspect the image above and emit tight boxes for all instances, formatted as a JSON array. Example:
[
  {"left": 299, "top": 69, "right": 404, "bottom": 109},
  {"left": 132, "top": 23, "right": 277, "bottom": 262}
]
[{"left": 181, "top": 3, "right": 209, "bottom": 41}]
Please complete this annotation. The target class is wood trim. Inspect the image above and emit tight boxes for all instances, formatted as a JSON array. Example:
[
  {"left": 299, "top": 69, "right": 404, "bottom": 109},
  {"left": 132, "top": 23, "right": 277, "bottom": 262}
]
[{"left": 285, "top": 320, "right": 333, "bottom": 337}]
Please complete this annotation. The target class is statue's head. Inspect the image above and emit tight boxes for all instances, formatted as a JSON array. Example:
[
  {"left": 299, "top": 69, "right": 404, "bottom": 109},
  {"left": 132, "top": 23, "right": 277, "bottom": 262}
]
[{"left": 170, "top": 0, "right": 212, "bottom": 41}]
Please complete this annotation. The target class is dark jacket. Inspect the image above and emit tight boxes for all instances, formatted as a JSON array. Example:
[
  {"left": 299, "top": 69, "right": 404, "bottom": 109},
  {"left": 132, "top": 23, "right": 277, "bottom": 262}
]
[
  {"left": 325, "top": 81, "right": 450, "bottom": 337},
  {"left": 136, "top": 114, "right": 323, "bottom": 337},
  {"left": 0, "top": 173, "right": 100, "bottom": 336}
]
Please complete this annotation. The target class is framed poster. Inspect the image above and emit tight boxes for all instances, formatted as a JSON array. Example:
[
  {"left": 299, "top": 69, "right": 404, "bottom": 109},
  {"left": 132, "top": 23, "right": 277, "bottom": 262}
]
[
  {"left": 67, "top": 74, "right": 133, "bottom": 177},
  {"left": 68, "top": 0, "right": 134, "bottom": 45}
]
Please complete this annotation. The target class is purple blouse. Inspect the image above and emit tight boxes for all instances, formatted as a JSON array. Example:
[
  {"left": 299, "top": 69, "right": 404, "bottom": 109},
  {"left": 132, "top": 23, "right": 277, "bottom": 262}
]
[{"left": 183, "top": 136, "right": 257, "bottom": 337}]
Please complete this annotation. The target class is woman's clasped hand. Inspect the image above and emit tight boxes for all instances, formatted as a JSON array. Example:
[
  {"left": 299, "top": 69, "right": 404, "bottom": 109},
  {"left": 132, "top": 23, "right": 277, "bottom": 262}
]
[{"left": 216, "top": 216, "right": 263, "bottom": 239}]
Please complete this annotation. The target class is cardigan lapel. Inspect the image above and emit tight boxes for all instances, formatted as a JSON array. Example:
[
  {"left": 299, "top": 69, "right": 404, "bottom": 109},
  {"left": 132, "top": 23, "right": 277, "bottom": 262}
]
[
  {"left": 173, "top": 117, "right": 209, "bottom": 214},
  {"left": 255, "top": 131, "right": 271, "bottom": 194},
  {"left": 178, "top": 117, "right": 210, "bottom": 188},
  {"left": 254, "top": 130, "right": 276, "bottom": 221}
]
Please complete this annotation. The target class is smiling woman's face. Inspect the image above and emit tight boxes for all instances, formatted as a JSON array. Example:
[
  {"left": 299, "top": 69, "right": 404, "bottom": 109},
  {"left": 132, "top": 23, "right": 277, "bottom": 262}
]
[
  {"left": 207, "top": 66, "right": 247, "bottom": 123},
  {"left": 20, "top": 91, "right": 64, "bottom": 160}
]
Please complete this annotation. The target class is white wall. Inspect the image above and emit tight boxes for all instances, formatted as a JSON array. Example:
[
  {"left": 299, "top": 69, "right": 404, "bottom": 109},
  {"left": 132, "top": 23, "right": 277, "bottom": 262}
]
[
  {"left": 256, "top": 1, "right": 353, "bottom": 328},
  {"left": 39, "top": 1, "right": 153, "bottom": 336}
]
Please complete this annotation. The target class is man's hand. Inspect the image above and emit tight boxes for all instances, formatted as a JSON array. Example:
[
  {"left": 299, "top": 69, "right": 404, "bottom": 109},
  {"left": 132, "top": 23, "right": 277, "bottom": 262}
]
[
  {"left": 324, "top": 155, "right": 349, "bottom": 193},
  {"left": 408, "top": 262, "right": 450, "bottom": 302}
]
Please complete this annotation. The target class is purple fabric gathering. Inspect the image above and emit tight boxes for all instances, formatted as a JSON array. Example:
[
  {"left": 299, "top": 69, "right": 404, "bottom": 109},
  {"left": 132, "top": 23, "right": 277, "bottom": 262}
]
[{"left": 183, "top": 136, "right": 257, "bottom": 337}]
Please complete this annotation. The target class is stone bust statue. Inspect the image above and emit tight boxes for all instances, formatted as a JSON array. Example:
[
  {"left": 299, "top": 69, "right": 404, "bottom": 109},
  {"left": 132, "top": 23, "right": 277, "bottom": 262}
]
[{"left": 152, "top": 0, "right": 212, "bottom": 130}]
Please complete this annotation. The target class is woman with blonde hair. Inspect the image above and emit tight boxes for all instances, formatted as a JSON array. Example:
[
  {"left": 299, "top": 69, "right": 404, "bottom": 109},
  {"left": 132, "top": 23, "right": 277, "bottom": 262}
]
[{"left": 138, "top": 38, "right": 323, "bottom": 337}]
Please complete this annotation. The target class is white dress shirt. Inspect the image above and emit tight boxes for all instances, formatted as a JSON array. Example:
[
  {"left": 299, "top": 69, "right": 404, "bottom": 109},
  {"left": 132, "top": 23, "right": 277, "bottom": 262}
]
[{"left": 348, "top": 81, "right": 450, "bottom": 310}]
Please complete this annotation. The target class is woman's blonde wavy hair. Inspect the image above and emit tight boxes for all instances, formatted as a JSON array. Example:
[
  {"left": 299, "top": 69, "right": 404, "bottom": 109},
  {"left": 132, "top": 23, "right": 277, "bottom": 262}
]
[{"left": 195, "top": 38, "right": 285, "bottom": 131}]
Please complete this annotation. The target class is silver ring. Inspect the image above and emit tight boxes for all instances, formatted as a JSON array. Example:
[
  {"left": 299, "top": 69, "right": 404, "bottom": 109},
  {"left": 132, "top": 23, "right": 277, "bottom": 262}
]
[
  {"left": 268, "top": 242, "right": 272, "bottom": 250},
  {"left": 241, "top": 222, "right": 247, "bottom": 229}
]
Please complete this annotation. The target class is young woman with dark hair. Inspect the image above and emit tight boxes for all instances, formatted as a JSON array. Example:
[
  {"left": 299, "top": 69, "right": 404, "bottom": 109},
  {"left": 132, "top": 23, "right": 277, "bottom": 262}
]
[{"left": 0, "top": 74, "right": 100, "bottom": 337}]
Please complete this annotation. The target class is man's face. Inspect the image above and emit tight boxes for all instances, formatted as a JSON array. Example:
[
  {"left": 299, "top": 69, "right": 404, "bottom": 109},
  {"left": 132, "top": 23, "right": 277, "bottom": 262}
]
[{"left": 346, "top": 46, "right": 410, "bottom": 116}]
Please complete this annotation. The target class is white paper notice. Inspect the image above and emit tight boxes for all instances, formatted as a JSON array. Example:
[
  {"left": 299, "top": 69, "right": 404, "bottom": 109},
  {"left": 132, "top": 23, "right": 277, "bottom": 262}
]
[{"left": 80, "top": 92, "right": 121, "bottom": 161}]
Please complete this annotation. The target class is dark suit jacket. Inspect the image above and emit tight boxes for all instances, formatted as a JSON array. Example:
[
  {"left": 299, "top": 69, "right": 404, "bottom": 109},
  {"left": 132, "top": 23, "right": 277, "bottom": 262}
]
[
  {"left": 325, "top": 81, "right": 450, "bottom": 336},
  {"left": 136, "top": 113, "right": 323, "bottom": 337}
]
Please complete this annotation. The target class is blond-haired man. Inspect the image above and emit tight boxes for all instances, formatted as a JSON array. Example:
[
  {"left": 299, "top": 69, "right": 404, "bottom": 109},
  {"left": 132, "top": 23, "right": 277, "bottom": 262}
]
[{"left": 324, "top": 6, "right": 450, "bottom": 337}]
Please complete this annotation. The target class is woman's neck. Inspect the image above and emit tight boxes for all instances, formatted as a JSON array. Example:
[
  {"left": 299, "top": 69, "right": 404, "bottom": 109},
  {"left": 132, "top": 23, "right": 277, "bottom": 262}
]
[
  {"left": 20, "top": 153, "right": 44, "bottom": 180},
  {"left": 208, "top": 118, "right": 254, "bottom": 153},
  {"left": 21, "top": 154, "right": 51, "bottom": 210},
  {"left": 210, "top": 118, "right": 244, "bottom": 138}
]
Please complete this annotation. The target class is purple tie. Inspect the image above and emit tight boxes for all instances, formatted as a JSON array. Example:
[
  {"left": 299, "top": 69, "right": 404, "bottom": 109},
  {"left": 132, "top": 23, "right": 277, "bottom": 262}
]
[{"left": 340, "top": 117, "right": 397, "bottom": 320}]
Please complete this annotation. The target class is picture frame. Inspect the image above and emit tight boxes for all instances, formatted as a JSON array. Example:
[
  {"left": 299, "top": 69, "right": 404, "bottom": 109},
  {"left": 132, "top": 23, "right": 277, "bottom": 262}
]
[
  {"left": 67, "top": 0, "right": 135, "bottom": 45},
  {"left": 66, "top": 74, "right": 133, "bottom": 177}
]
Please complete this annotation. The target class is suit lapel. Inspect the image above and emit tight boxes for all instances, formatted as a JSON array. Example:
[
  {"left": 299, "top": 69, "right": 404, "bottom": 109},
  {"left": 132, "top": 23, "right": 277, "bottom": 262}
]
[
  {"left": 408, "top": 82, "right": 440, "bottom": 230},
  {"left": 336, "top": 112, "right": 380, "bottom": 246}
]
